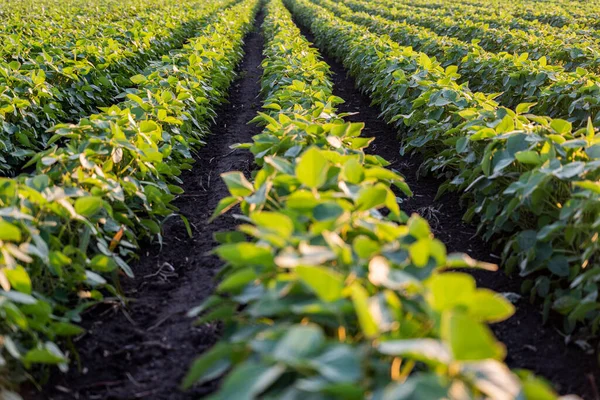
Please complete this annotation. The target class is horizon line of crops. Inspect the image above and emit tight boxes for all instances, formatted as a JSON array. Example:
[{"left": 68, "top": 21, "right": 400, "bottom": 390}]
[
  {"left": 0, "top": 0, "right": 239, "bottom": 175},
  {"left": 370, "top": 0, "right": 600, "bottom": 41},
  {"left": 182, "top": 0, "right": 572, "bottom": 398},
  {"left": 318, "top": 0, "right": 600, "bottom": 128},
  {"left": 0, "top": 0, "right": 258, "bottom": 397},
  {"left": 400, "top": 0, "right": 600, "bottom": 29},
  {"left": 286, "top": 0, "right": 600, "bottom": 339},
  {"left": 337, "top": 0, "right": 600, "bottom": 73}
]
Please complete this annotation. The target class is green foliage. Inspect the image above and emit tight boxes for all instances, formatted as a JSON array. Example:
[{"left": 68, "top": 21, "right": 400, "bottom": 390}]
[
  {"left": 0, "top": 0, "right": 238, "bottom": 175},
  {"left": 317, "top": 0, "right": 600, "bottom": 127},
  {"left": 0, "top": 0, "right": 259, "bottom": 396},
  {"left": 288, "top": 0, "right": 600, "bottom": 337},
  {"left": 184, "top": 0, "right": 564, "bottom": 398},
  {"left": 341, "top": 0, "right": 600, "bottom": 73}
]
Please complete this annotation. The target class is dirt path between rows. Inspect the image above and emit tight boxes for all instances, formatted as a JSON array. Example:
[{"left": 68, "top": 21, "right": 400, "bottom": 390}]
[
  {"left": 294, "top": 22, "right": 600, "bottom": 399},
  {"left": 27, "top": 12, "right": 265, "bottom": 400}
]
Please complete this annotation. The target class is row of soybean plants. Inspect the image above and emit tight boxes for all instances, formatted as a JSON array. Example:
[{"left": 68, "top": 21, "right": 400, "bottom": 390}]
[
  {"left": 0, "top": 0, "right": 259, "bottom": 397},
  {"left": 182, "top": 0, "right": 568, "bottom": 398},
  {"left": 338, "top": 0, "right": 600, "bottom": 73},
  {"left": 287, "top": 0, "right": 600, "bottom": 336},
  {"left": 316, "top": 0, "right": 600, "bottom": 129},
  {"left": 323, "top": 0, "right": 600, "bottom": 325},
  {"left": 0, "top": 0, "right": 237, "bottom": 174},
  {"left": 402, "top": 0, "right": 600, "bottom": 30},
  {"left": 376, "top": 0, "right": 600, "bottom": 42},
  {"left": 364, "top": 0, "right": 600, "bottom": 56},
  {"left": 0, "top": 0, "right": 169, "bottom": 58}
]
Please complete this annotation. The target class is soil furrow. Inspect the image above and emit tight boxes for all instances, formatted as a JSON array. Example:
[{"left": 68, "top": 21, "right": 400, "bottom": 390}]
[
  {"left": 293, "top": 21, "right": 600, "bottom": 399},
  {"left": 28, "top": 12, "right": 265, "bottom": 400}
]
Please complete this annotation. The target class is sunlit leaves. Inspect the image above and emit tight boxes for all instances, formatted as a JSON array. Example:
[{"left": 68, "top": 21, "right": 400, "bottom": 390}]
[
  {"left": 0, "top": 0, "right": 259, "bottom": 388},
  {"left": 74, "top": 196, "right": 103, "bottom": 217},
  {"left": 0, "top": 221, "right": 22, "bottom": 242},
  {"left": 186, "top": 0, "right": 551, "bottom": 398},
  {"left": 426, "top": 273, "right": 515, "bottom": 323},
  {"left": 298, "top": 0, "right": 600, "bottom": 336},
  {"left": 442, "top": 312, "right": 506, "bottom": 361},
  {"left": 295, "top": 147, "right": 329, "bottom": 188},
  {"left": 222, "top": 171, "right": 254, "bottom": 196}
]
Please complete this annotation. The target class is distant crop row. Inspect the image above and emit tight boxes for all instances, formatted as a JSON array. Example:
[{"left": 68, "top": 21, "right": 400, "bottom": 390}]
[
  {"left": 290, "top": 0, "right": 600, "bottom": 336},
  {"left": 321, "top": 0, "right": 600, "bottom": 128},
  {"left": 0, "top": 0, "right": 256, "bottom": 396},
  {"left": 183, "top": 0, "right": 568, "bottom": 398},
  {"left": 400, "top": 0, "right": 600, "bottom": 29},
  {"left": 340, "top": 0, "right": 600, "bottom": 72},
  {"left": 0, "top": 0, "right": 237, "bottom": 174}
]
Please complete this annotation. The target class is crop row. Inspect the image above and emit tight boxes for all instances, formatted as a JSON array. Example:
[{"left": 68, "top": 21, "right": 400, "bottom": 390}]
[
  {"left": 339, "top": 0, "right": 600, "bottom": 73},
  {"left": 0, "top": 0, "right": 183, "bottom": 59},
  {"left": 287, "top": 0, "right": 600, "bottom": 336},
  {"left": 372, "top": 0, "right": 600, "bottom": 41},
  {"left": 316, "top": 0, "right": 600, "bottom": 127},
  {"left": 402, "top": 0, "right": 600, "bottom": 29},
  {"left": 0, "top": 0, "right": 236, "bottom": 174},
  {"left": 0, "top": 0, "right": 258, "bottom": 396},
  {"left": 183, "top": 0, "right": 567, "bottom": 398}
]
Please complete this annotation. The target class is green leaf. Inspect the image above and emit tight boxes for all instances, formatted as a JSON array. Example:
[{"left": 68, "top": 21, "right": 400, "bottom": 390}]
[
  {"left": 311, "top": 344, "right": 362, "bottom": 383},
  {"left": 251, "top": 211, "right": 294, "bottom": 238},
  {"left": 210, "top": 196, "right": 240, "bottom": 223},
  {"left": 182, "top": 343, "right": 232, "bottom": 389},
  {"left": 520, "top": 373, "right": 560, "bottom": 400},
  {"left": 407, "top": 216, "right": 431, "bottom": 239},
  {"left": 515, "top": 151, "right": 541, "bottom": 165},
  {"left": 573, "top": 180, "right": 600, "bottom": 193},
  {"left": 469, "top": 289, "right": 515, "bottom": 323},
  {"left": 209, "top": 361, "right": 284, "bottom": 400},
  {"left": 140, "top": 219, "right": 161, "bottom": 235},
  {"left": 217, "top": 267, "right": 257, "bottom": 293},
  {"left": 550, "top": 119, "right": 572, "bottom": 134},
  {"left": 5, "top": 266, "right": 31, "bottom": 294},
  {"left": 547, "top": 255, "right": 569, "bottom": 277},
  {"left": 426, "top": 273, "right": 476, "bottom": 312},
  {"left": 74, "top": 196, "right": 103, "bottom": 217},
  {"left": 442, "top": 312, "right": 505, "bottom": 361},
  {"left": 1, "top": 290, "right": 37, "bottom": 304},
  {"left": 22, "top": 346, "right": 66, "bottom": 365},
  {"left": 51, "top": 322, "right": 85, "bottom": 336},
  {"left": 383, "top": 373, "right": 449, "bottom": 400},
  {"left": 351, "top": 283, "right": 378, "bottom": 338},
  {"left": 0, "top": 221, "right": 22, "bottom": 242},
  {"left": 427, "top": 273, "right": 513, "bottom": 322},
  {"left": 273, "top": 324, "right": 324, "bottom": 362},
  {"left": 221, "top": 171, "right": 254, "bottom": 197},
  {"left": 553, "top": 162, "right": 585, "bottom": 179},
  {"left": 130, "top": 74, "right": 147, "bottom": 84},
  {"left": 409, "top": 239, "right": 431, "bottom": 267},
  {"left": 313, "top": 202, "right": 344, "bottom": 221},
  {"left": 295, "top": 147, "right": 329, "bottom": 188},
  {"left": 215, "top": 243, "right": 273, "bottom": 267},
  {"left": 355, "top": 185, "right": 387, "bottom": 211},
  {"left": 515, "top": 103, "right": 536, "bottom": 114},
  {"left": 341, "top": 158, "right": 364, "bottom": 184},
  {"left": 296, "top": 265, "right": 344, "bottom": 302},
  {"left": 495, "top": 115, "right": 514, "bottom": 133},
  {"left": 353, "top": 235, "right": 380, "bottom": 259}
]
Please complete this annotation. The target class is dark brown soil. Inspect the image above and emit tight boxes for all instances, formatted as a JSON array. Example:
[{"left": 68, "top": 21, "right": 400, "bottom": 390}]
[
  {"left": 25, "top": 12, "right": 265, "bottom": 400},
  {"left": 293, "top": 21, "right": 600, "bottom": 400}
]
